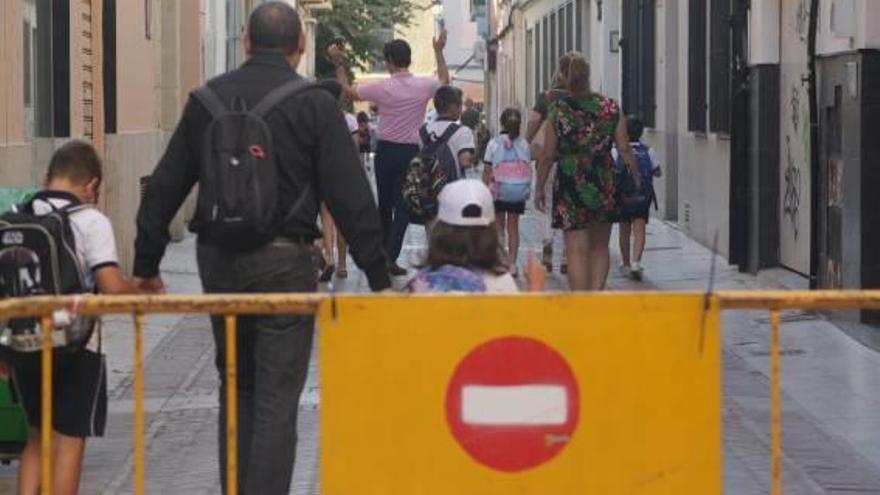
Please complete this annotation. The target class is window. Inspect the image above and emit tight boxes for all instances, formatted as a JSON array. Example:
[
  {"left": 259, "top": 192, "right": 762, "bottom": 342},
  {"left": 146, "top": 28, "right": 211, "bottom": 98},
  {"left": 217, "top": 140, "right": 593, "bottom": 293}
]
[
  {"left": 226, "top": 0, "right": 245, "bottom": 70},
  {"left": 565, "top": 3, "right": 574, "bottom": 52},
  {"left": 371, "top": 24, "right": 395, "bottom": 73},
  {"left": 557, "top": 8, "right": 565, "bottom": 59},
  {"left": 709, "top": 0, "right": 732, "bottom": 133},
  {"left": 688, "top": 0, "right": 707, "bottom": 132},
  {"left": 535, "top": 23, "right": 542, "bottom": 97},
  {"left": 542, "top": 17, "right": 550, "bottom": 90},
  {"left": 575, "top": 0, "right": 584, "bottom": 51},
  {"left": 621, "top": 0, "right": 656, "bottom": 126},
  {"left": 526, "top": 29, "right": 533, "bottom": 107},
  {"left": 550, "top": 12, "right": 557, "bottom": 79},
  {"left": 104, "top": 0, "right": 117, "bottom": 133}
]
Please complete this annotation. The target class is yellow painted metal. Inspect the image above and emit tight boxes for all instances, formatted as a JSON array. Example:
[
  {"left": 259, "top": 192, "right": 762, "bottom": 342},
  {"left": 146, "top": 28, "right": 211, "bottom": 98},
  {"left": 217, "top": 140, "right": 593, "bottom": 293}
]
[
  {"left": 225, "top": 315, "right": 239, "bottom": 495},
  {"left": 1, "top": 291, "right": 880, "bottom": 322},
  {"left": 770, "top": 309, "right": 782, "bottom": 495},
  {"left": 0, "top": 293, "right": 322, "bottom": 319},
  {"left": 133, "top": 314, "right": 146, "bottom": 495},
  {"left": 320, "top": 294, "right": 722, "bottom": 494},
  {"left": 40, "top": 315, "right": 53, "bottom": 495}
]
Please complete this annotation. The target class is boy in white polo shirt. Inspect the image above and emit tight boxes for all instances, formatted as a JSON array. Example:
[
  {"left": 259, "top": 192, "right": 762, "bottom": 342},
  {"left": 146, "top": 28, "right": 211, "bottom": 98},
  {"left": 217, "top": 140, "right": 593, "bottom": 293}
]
[{"left": 2, "top": 141, "right": 137, "bottom": 495}]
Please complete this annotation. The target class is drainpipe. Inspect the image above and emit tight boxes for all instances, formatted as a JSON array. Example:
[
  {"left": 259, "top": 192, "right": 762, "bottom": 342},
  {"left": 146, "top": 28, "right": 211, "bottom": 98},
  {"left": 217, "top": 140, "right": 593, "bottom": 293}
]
[{"left": 807, "top": 0, "right": 819, "bottom": 289}]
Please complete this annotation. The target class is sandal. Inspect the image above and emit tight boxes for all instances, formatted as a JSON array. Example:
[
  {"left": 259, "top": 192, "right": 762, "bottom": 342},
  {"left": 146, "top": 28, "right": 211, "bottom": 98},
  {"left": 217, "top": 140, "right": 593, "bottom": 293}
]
[{"left": 337, "top": 267, "right": 348, "bottom": 279}]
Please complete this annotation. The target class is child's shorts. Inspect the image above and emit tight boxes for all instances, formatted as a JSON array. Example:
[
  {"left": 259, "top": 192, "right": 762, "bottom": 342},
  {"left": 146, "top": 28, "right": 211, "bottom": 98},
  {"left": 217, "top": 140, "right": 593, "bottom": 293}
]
[
  {"left": 12, "top": 349, "right": 108, "bottom": 438},
  {"left": 495, "top": 200, "right": 526, "bottom": 215}
]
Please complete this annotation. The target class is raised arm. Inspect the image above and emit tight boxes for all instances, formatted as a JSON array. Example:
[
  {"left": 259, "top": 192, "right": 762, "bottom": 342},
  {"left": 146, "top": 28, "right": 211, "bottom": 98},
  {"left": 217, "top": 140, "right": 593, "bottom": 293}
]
[
  {"left": 328, "top": 45, "right": 361, "bottom": 102},
  {"left": 433, "top": 29, "right": 450, "bottom": 85}
]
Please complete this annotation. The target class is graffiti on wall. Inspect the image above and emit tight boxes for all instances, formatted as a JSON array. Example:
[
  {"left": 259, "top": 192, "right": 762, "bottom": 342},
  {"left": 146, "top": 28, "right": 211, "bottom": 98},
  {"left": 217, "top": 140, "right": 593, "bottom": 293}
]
[
  {"left": 783, "top": 136, "right": 802, "bottom": 240},
  {"left": 778, "top": 0, "right": 813, "bottom": 273}
]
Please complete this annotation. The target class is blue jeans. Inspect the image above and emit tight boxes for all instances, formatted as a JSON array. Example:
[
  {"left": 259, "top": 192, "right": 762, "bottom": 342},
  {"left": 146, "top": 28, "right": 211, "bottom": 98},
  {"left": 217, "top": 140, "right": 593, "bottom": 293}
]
[
  {"left": 197, "top": 240, "right": 318, "bottom": 495},
  {"left": 375, "top": 141, "right": 419, "bottom": 264}
]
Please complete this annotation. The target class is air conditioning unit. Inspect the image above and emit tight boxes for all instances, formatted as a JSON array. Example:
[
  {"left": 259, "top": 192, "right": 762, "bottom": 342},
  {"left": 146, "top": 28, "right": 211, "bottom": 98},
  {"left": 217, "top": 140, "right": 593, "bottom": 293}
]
[{"left": 473, "top": 40, "right": 486, "bottom": 65}]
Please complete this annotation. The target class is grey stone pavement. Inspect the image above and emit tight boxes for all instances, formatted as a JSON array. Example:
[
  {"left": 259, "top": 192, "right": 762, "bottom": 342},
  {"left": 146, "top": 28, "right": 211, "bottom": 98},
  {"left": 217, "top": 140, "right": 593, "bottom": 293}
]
[{"left": 3, "top": 168, "right": 880, "bottom": 493}]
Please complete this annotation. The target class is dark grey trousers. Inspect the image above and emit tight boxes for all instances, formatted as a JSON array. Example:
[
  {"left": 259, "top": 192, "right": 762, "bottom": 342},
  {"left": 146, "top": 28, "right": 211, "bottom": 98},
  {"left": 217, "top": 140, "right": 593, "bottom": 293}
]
[{"left": 197, "top": 240, "right": 317, "bottom": 495}]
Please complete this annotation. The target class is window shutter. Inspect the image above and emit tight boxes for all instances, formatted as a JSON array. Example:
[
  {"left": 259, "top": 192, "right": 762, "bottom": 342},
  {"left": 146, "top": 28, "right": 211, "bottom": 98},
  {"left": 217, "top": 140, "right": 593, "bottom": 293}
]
[
  {"left": 709, "top": 0, "right": 732, "bottom": 133},
  {"left": 688, "top": 0, "right": 707, "bottom": 133}
]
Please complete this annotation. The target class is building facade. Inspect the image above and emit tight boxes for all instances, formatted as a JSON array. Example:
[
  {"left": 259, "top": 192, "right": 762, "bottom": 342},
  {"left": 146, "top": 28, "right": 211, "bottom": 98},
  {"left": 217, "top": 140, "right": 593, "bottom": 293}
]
[
  {"left": 488, "top": 0, "right": 880, "bottom": 320},
  {"left": 1, "top": 0, "right": 324, "bottom": 272}
]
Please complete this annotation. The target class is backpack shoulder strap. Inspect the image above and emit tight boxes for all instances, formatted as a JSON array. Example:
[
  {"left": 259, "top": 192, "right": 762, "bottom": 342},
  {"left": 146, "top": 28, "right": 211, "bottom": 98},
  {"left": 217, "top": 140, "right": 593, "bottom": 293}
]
[
  {"left": 419, "top": 125, "right": 431, "bottom": 146},
  {"left": 252, "top": 78, "right": 313, "bottom": 117},
  {"left": 436, "top": 123, "right": 460, "bottom": 145},
  {"left": 192, "top": 85, "right": 228, "bottom": 119}
]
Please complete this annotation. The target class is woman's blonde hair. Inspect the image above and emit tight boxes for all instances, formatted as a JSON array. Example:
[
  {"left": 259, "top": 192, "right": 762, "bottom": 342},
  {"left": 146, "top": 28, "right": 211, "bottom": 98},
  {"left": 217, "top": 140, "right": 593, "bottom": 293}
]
[{"left": 559, "top": 51, "right": 591, "bottom": 97}]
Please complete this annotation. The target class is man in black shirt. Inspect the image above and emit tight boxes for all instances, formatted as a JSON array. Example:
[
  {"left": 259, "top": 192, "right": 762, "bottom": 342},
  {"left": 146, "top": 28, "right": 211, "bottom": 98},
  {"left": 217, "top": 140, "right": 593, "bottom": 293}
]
[{"left": 133, "top": 3, "right": 389, "bottom": 493}]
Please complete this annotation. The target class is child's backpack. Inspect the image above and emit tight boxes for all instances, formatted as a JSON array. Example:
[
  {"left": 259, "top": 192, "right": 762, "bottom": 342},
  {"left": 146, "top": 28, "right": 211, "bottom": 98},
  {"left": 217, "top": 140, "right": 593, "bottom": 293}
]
[
  {"left": 616, "top": 143, "right": 656, "bottom": 214},
  {"left": 402, "top": 124, "right": 461, "bottom": 225},
  {"left": 404, "top": 265, "right": 487, "bottom": 293},
  {"left": 0, "top": 194, "right": 96, "bottom": 355},
  {"left": 489, "top": 136, "right": 532, "bottom": 203},
  {"left": 190, "top": 78, "right": 313, "bottom": 251}
]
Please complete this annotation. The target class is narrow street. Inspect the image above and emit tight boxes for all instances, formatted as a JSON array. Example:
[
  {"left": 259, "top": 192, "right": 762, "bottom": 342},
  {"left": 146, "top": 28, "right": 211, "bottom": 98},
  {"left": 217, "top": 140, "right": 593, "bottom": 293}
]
[{"left": 3, "top": 193, "right": 880, "bottom": 494}]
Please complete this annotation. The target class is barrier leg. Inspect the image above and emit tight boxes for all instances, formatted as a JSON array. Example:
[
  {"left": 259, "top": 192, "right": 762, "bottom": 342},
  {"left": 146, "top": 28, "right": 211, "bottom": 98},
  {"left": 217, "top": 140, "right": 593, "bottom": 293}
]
[
  {"left": 225, "top": 315, "right": 238, "bottom": 495},
  {"left": 770, "top": 309, "right": 782, "bottom": 495},
  {"left": 133, "top": 314, "right": 146, "bottom": 495},
  {"left": 40, "top": 316, "right": 54, "bottom": 495}
]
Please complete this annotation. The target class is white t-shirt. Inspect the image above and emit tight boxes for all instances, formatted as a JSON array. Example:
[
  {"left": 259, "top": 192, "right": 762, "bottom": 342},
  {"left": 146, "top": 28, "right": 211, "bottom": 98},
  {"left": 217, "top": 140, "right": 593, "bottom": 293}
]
[
  {"left": 423, "top": 120, "right": 476, "bottom": 178},
  {"left": 481, "top": 272, "right": 519, "bottom": 293},
  {"left": 345, "top": 113, "right": 358, "bottom": 134},
  {"left": 483, "top": 134, "right": 531, "bottom": 167},
  {"left": 31, "top": 194, "right": 120, "bottom": 291}
]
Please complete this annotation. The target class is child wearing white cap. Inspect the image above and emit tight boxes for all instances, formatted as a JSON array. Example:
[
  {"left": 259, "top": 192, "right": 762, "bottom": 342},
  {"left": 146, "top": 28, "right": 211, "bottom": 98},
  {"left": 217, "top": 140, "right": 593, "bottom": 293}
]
[{"left": 404, "top": 180, "right": 545, "bottom": 293}]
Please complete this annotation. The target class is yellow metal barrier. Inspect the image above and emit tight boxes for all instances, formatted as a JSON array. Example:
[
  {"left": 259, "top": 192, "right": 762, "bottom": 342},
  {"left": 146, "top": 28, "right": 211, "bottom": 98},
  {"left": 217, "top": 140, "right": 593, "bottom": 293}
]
[{"left": 2, "top": 290, "right": 880, "bottom": 494}]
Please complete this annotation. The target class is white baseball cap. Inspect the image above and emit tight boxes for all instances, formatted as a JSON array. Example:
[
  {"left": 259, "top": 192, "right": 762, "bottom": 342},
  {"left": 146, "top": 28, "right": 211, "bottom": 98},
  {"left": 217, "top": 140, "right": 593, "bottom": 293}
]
[{"left": 437, "top": 179, "right": 495, "bottom": 227}]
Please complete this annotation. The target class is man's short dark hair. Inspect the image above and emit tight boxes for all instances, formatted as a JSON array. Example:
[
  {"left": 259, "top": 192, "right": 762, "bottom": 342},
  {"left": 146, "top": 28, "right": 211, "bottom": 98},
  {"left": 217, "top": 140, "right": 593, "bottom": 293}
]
[
  {"left": 357, "top": 111, "right": 370, "bottom": 124},
  {"left": 248, "top": 1, "right": 302, "bottom": 55},
  {"left": 383, "top": 39, "right": 412, "bottom": 68},
  {"left": 626, "top": 115, "right": 645, "bottom": 142},
  {"left": 433, "top": 86, "right": 463, "bottom": 115},
  {"left": 47, "top": 140, "right": 103, "bottom": 184}
]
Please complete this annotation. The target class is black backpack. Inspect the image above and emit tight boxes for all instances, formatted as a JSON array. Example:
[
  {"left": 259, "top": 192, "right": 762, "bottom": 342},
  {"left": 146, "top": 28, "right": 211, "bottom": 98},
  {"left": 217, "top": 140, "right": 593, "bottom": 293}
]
[
  {"left": 191, "top": 78, "right": 312, "bottom": 250},
  {"left": 402, "top": 123, "right": 461, "bottom": 225},
  {"left": 0, "top": 194, "right": 95, "bottom": 355}
]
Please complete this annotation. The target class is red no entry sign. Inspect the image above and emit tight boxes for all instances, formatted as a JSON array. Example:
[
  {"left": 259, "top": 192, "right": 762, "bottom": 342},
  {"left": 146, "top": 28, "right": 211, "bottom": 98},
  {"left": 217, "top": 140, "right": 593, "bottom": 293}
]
[{"left": 445, "top": 336, "right": 580, "bottom": 472}]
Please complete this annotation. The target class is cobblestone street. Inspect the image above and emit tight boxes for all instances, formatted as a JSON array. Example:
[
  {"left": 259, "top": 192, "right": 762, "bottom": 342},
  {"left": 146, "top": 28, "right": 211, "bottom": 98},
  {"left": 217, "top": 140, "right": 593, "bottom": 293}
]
[{"left": 3, "top": 200, "right": 880, "bottom": 494}]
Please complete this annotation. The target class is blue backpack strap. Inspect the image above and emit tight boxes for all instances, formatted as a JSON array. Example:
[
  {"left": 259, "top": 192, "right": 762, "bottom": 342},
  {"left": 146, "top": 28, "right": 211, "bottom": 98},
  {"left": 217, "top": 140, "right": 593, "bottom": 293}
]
[{"left": 192, "top": 85, "right": 228, "bottom": 119}]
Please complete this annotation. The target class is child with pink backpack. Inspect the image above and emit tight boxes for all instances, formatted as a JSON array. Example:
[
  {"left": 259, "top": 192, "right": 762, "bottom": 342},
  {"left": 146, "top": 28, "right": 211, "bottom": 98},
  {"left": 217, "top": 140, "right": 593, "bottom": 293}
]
[{"left": 482, "top": 108, "right": 532, "bottom": 276}]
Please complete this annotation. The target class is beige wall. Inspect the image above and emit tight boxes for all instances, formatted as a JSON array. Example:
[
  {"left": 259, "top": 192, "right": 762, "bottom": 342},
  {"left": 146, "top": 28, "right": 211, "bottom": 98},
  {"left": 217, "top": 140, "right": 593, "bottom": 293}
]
[
  {"left": 117, "top": 0, "right": 159, "bottom": 131},
  {"left": 1, "top": 1, "right": 26, "bottom": 145}
]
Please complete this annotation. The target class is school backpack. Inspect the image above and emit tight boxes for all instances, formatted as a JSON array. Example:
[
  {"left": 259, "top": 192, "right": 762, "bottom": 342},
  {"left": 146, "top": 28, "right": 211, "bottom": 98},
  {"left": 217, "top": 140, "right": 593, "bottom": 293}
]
[
  {"left": 0, "top": 194, "right": 95, "bottom": 355},
  {"left": 616, "top": 143, "right": 656, "bottom": 214},
  {"left": 402, "top": 123, "right": 462, "bottom": 225},
  {"left": 489, "top": 136, "right": 532, "bottom": 203},
  {"left": 403, "top": 265, "right": 487, "bottom": 293},
  {"left": 191, "top": 78, "right": 313, "bottom": 251}
]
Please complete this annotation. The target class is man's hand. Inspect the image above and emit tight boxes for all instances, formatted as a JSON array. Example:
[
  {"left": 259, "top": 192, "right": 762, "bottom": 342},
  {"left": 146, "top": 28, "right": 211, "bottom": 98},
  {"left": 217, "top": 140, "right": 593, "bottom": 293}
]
[
  {"left": 134, "top": 276, "right": 166, "bottom": 295},
  {"left": 433, "top": 29, "right": 448, "bottom": 52}
]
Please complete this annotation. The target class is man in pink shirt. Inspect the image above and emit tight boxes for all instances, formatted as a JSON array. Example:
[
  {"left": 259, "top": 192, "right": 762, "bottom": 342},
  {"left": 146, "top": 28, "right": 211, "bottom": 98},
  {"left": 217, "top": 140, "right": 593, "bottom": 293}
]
[{"left": 330, "top": 32, "right": 449, "bottom": 276}]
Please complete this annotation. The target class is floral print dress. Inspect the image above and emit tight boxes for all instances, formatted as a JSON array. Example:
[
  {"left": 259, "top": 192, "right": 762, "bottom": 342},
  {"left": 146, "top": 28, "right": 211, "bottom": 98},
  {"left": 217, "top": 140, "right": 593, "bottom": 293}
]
[{"left": 548, "top": 93, "right": 621, "bottom": 230}]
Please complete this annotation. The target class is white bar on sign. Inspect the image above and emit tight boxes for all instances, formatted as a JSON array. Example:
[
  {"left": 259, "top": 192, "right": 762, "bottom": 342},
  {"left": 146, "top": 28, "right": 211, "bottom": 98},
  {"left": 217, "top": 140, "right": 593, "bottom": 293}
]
[{"left": 461, "top": 385, "right": 568, "bottom": 426}]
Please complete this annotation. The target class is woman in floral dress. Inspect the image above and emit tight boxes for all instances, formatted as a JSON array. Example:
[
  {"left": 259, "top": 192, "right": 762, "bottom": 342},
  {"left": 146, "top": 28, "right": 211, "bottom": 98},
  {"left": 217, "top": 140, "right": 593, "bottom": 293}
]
[{"left": 535, "top": 52, "right": 640, "bottom": 291}]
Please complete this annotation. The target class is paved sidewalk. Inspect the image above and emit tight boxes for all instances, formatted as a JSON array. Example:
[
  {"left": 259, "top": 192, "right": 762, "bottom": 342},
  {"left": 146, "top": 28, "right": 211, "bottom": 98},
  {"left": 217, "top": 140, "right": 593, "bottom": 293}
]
[{"left": 2, "top": 202, "right": 880, "bottom": 493}]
